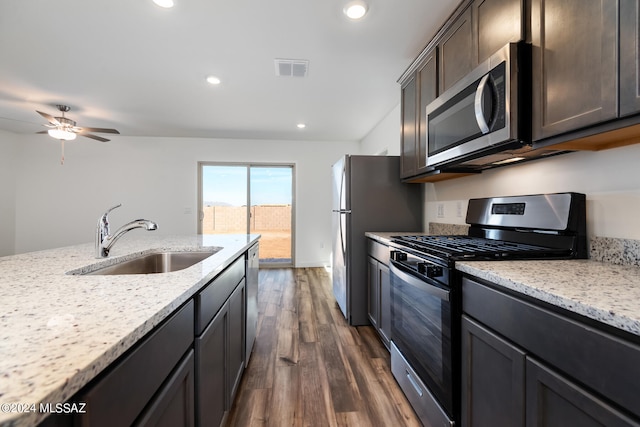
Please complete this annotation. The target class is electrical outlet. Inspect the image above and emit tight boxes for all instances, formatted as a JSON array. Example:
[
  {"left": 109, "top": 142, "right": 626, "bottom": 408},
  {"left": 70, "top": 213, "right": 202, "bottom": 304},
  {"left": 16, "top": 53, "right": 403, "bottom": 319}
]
[
  {"left": 456, "top": 201, "right": 463, "bottom": 218},
  {"left": 183, "top": 207, "right": 192, "bottom": 215},
  {"left": 436, "top": 203, "right": 445, "bottom": 218}
]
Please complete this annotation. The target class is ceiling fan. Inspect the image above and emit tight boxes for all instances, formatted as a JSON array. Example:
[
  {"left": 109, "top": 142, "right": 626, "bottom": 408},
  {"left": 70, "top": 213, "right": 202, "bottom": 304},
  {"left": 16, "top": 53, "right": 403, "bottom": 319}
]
[
  {"left": 36, "top": 104, "right": 120, "bottom": 165},
  {"left": 36, "top": 104, "right": 120, "bottom": 142}
]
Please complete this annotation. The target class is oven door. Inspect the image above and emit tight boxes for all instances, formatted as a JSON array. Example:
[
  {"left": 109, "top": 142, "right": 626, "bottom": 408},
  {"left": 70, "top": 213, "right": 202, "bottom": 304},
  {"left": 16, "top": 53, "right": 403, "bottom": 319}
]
[{"left": 390, "top": 260, "right": 455, "bottom": 421}]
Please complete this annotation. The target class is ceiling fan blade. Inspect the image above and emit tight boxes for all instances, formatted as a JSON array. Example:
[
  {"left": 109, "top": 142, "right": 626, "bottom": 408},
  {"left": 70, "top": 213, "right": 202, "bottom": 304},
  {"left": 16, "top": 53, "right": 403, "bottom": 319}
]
[
  {"left": 36, "top": 110, "right": 61, "bottom": 126},
  {"left": 36, "top": 130, "right": 48, "bottom": 134},
  {"left": 81, "top": 133, "right": 110, "bottom": 142},
  {"left": 78, "top": 127, "right": 120, "bottom": 134}
]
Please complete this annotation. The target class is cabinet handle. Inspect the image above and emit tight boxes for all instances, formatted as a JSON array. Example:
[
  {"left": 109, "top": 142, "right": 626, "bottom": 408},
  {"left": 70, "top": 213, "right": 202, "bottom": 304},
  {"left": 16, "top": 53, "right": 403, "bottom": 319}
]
[{"left": 405, "top": 369, "right": 423, "bottom": 397}]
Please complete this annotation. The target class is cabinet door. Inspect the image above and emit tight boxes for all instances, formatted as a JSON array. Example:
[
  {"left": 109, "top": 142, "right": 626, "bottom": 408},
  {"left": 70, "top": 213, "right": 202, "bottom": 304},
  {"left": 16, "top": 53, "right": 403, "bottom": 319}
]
[
  {"left": 461, "top": 316, "right": 526, "bottom": 427},
  {"left": 620, "top": 0, "right": 640, "bottom": 116},
  {"left": 245, "top": 244, "right": 259, "bottom": 366},
  {"left": 400, "top": 76, "right": 418, "bottom": 179},
  {"left": 378, "top": 263, "right": 391, "bottom": 347},
  {"left": 195, "top": 302, "right": 228, "bottom": 427},
  {"left": 367, "top": 256, "right": 380, "bottom": 329},
  {"left": 526, "top": 358, "right": 640, "bottom": 427},
  {"left": 136, "top": 350, "right": 195, "bottom": 427},
  {"left": 439, "top": 6, "right": 473, "bottom": 93},
  {"left": 417, "top": 49, "right": 438, "bottom": 175},
  {"left": 228, "top": 279, "right": 246, "bottom": 403},
  {"left": 472, "top": 0, "right": 523, "bottom": 64},
  {"left": 531, "top": 0, "right": 618, "bottom": 141}
]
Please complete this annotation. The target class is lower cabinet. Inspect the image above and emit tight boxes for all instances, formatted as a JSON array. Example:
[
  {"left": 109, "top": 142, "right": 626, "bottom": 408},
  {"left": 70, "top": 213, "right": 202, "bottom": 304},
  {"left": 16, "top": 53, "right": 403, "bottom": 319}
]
[
  {"left": 195, "top": 277, "right": 246, "bottom": 427},
  {"left": 76, "top": 300, "right": 195, "bottom": 427},
  {"left": 136, "top": 350, "right": 195, "bottom": 427},
  {"left": 367, "top": 238, "right": 391, "bottom": 349},
  {"left": 461, "top": 277, "right": 640, "bottom": 427}
]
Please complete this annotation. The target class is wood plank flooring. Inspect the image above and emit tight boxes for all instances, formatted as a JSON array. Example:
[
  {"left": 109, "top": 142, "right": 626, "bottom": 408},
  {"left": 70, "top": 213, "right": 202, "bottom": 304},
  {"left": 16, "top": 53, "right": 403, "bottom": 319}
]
[{"left": 225, "top": 268, "right": 421, "bottom": 427}]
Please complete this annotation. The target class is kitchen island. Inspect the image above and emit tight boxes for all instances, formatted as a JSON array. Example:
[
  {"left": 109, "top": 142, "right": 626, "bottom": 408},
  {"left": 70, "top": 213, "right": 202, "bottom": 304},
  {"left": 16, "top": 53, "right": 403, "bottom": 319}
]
[{"left": 0, "top": 234, "right": 259, "bottom": 427}]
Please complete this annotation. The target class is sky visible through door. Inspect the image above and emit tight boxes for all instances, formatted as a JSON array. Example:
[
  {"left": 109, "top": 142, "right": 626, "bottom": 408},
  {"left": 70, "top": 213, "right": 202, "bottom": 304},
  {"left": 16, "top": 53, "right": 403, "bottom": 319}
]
[{"left": 200, "top": 164, "right": 293, "bottom": 265}]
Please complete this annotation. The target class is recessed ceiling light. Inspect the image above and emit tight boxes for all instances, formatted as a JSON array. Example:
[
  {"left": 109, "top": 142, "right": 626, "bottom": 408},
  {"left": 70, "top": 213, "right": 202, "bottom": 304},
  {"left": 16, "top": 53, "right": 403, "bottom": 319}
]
[
  {"left": 153, "top": 0, "right": 174, "bottom": 8},
  {"left": 206, "top": 76, "right": 221, "bottom": 85},
  {"left": 297, "top": 123, "right": 306, "bottom": 129},
  {"left": 343, "top": 1, "right": 368, "bottom": 20}
]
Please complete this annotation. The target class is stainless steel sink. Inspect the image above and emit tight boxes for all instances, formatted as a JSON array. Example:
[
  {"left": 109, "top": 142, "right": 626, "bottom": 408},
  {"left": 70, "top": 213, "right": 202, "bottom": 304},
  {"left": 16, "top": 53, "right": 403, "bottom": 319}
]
[{"left": 83, "top": 250, "right": 219, "bottom": 275}]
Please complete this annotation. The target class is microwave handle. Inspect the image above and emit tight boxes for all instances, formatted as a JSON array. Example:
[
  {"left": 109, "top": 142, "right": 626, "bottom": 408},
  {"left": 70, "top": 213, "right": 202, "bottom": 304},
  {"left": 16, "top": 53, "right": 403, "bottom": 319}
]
[{"left": 474, "top": 74, "right": 491, "bottom": 134}]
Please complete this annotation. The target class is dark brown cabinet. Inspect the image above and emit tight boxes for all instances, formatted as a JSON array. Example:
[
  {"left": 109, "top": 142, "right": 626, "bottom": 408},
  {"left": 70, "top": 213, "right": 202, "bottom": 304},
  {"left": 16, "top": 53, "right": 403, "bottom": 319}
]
[
  {"left": 245, "top": 243, "right": 259, "bottom": 366},
  {"left": 137, "top": 351, "right": 195, "bottom": 427},
  {"left": 526, "top": 358, "right": 639, "bottom": 427},
  {"left": 76, "top": 301, "right": 195, "bottom": 427},
  {"left": 472, "top": 0, "right": 523, "bottom": 64},
  {"left": 228, "top": 279, "right": 245, "bottom": 402},
  {"left": 195, "top": 301, "right": 228, "bottom": 427},
  {"left": 366, "top": 238, "right": 391, "bottom": 349},
  {"left": 531, "top": 0, "right": 618, "bottom": 141},
  {"left": 461, "top": 316, "right": 525, "bottom": 427},
  {"left": 195, "top": 257, "right": 246, "bottom": 427},
  {"left": 620, "top": 0, "right": 640, "bottom": 117},
  {"left": 400, "top": 75, "right": 418, "bottom": 179},
  {"left": 462, "top": 276, "right": 640, "bottom": 426},
  {"left": 438, "top": 5, "right": 473, "bottom": 93},
  {"left": 400, "top": 48, "right": 437, "bottom": 180}
]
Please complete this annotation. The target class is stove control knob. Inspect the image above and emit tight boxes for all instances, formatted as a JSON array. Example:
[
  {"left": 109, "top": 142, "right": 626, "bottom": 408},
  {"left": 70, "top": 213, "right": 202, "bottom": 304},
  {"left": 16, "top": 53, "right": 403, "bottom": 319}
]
[
  {"left": 426, "top": 265, "right": 444, "bottom": 278},
  {"left": 391, "top": 251, "right": 407, "bottom": 261},
  {"left": 417, "top": 262, "right": 429, "bottom": 274}
]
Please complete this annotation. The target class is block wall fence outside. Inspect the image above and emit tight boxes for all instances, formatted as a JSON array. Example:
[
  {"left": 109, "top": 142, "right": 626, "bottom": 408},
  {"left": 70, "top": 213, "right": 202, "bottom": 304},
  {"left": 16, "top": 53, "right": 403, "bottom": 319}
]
[{"left": 203, "top": 205, "right": 292, "bottom": 233}]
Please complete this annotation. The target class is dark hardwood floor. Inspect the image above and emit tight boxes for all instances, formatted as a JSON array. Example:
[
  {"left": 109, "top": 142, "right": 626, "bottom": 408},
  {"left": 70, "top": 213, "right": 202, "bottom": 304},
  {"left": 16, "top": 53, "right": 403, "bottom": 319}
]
[{"left": 225, "top": 268, "right": 421, "bottom": 427}]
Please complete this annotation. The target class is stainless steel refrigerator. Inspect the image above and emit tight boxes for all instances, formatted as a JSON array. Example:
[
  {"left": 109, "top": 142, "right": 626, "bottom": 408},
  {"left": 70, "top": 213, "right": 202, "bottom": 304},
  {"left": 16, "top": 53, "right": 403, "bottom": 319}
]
[{"left": 331, "top": 155, "right": 423, "bottom": 325}]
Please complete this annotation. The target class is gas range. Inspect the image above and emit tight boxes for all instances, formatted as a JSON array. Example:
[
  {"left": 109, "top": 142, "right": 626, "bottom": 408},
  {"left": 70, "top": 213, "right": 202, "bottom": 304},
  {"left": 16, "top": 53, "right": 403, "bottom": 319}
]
[
  {"left": 388, "top": 193, "right": 587, "bottom": 427},
  {"left": 389, "top": 192, "right": 587, "bottom": 281}
]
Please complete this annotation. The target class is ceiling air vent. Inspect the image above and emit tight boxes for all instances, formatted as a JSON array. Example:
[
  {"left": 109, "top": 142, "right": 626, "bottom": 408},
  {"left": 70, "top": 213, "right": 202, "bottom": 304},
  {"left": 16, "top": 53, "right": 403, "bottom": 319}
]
[{"left": 274, "top": 59, "right": 309, "bottom": 77}]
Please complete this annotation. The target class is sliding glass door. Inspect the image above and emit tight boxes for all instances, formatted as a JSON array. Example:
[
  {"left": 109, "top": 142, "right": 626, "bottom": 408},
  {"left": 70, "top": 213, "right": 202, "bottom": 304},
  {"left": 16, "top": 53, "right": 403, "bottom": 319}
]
[{"left": 198, "top": 163, "right": 294, "bottom": 266}]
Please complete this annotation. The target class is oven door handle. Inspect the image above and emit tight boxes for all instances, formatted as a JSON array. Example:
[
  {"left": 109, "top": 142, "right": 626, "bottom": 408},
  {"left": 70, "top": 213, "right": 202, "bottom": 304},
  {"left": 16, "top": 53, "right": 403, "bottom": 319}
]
[{"left": 390, "top": 261, "right": 450, "bottom": 302}]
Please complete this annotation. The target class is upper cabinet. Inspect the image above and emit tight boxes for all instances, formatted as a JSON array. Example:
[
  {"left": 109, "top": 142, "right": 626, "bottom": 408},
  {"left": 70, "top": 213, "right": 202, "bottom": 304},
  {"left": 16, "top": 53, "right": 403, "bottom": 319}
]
[
  {"left": 530, "top": 0, "right": 618, "bottom": 141},
  {"left": 439, "top": 6, "right": 473, "bottom": 93},
  {"left": 620, "top": 0, "right": 640, "bottom": 117},
  {"left": 399, "top": 0, "right": 640, "bottom": 182},
  {"left": 472, "top": 0, "right": 524, "bottom": 64},
  {"left": 400, "top": 75, "right": 418, "bottom": 179}
]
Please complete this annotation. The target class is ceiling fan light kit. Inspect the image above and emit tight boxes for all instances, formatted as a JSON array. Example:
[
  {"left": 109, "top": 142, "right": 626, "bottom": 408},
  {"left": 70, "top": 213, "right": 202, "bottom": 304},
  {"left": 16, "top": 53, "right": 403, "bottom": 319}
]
[
  {"left": 47, "top": 128, "right": 76, "bottom": 140},
  {"left": 36, "top": 104, "right": 120, "bottom": 165}
]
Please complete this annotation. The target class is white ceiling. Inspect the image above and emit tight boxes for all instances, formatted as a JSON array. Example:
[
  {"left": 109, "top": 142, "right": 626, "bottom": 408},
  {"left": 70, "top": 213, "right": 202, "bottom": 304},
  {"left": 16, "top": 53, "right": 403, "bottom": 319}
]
[{"left": 0, "top": 0, "right": 458, "bottom": 142}]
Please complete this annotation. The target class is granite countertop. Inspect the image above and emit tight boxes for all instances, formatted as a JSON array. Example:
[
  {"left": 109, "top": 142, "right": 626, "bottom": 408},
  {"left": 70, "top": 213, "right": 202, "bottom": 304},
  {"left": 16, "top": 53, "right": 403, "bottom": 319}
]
[
  {"left": 456, "top": 259, "right": 640, "bottom": 337},
  {"left": 0, "top": 234, "right": 259, "bottom": 427}
]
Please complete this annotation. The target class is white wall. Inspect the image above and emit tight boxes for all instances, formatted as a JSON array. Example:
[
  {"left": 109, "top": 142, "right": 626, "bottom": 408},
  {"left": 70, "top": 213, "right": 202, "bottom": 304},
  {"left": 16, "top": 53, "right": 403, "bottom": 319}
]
[
  {"left": 426, "top": 144, "right": 640, "bottom": 240},
  {"left": 11, "top": 134, "right": 360, "bottom": 266},
  {"left": 0, "top": 130, "right": 17, "bottom": 256},
  {"left": 360, "top": 104, "right": 402, "bottom": 156}
]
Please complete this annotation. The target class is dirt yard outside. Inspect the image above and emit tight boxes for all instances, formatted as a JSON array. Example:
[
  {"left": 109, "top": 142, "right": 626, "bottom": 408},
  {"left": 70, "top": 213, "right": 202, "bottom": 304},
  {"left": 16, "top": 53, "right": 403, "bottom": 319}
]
[{"left": 202, "top": 205, "right": 292, "bottom": 262}]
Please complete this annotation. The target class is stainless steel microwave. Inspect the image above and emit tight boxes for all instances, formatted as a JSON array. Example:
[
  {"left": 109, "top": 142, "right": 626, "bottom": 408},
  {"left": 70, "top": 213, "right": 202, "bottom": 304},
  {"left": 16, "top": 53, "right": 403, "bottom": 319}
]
[{"left": 425, "top": 43, "right": 530, "bottom": 168}]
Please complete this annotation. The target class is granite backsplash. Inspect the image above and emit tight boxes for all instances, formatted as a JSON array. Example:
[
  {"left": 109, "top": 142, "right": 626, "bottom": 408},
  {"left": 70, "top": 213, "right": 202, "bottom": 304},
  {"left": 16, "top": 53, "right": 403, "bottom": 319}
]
[{"left": 428, "top": 223, "right": 640, "bottom": 268}]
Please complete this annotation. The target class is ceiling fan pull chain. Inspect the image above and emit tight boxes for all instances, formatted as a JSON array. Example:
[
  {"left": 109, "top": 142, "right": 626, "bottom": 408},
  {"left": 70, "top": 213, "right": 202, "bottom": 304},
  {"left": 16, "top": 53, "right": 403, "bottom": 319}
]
[{"left": 61, "top": 140, "right": 65, "bottom": 165}]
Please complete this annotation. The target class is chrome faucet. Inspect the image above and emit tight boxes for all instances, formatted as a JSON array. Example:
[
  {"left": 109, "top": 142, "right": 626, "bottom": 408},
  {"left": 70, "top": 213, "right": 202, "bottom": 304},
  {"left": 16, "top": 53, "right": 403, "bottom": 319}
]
[{"left": 96, "top": 204, "right": 158, "bottom": 258}]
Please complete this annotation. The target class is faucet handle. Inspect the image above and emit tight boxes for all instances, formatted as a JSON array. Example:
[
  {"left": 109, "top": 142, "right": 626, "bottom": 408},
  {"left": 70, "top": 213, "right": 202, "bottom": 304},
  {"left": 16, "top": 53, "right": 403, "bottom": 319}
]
[{"left": 102, "top": 204, "right": 122, "bottom": 217}]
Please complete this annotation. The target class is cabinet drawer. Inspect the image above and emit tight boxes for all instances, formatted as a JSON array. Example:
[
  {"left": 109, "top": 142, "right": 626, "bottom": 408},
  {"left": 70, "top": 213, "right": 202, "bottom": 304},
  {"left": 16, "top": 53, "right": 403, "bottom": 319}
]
[
  {"left": 78, "top": 300, "right": 194, "bottom": 427},
  {"left": 367, "top": 238, "right": 389, "bottom": 264},
  {"left": 462, "top": 277, "right": 640, "bottom": 418},
  {"left": 196, "top": 256, "right": 244, "bottom": 335}
]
